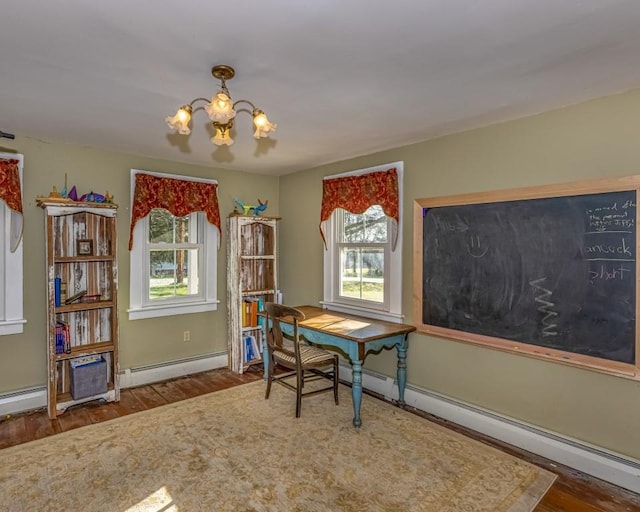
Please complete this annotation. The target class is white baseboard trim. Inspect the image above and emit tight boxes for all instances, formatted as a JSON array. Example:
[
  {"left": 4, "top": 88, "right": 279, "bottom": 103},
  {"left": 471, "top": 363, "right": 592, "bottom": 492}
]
[
  {"left": 0, "top": 387, "right": 47, "bottom": 417},
  {"left": 340, "top": 363, "right": 640, "bottom": 494},
  {"left": 119, "top": 352, "right": 228, "bottom": 389},
  {"left": 0, "top": 352, "right": 229, "bottom": 417}
]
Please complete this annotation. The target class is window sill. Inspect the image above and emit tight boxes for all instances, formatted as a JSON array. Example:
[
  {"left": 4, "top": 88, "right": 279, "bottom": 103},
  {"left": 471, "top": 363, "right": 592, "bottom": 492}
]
[
  {"left": 319, "top": 301, "right": 405, "bottom": 323},
  {"left": 127, "top": 300, "right": 219, "bottom": 320},
  {"left": 0, "top": 319, "right": 26, "bottom": 335}
]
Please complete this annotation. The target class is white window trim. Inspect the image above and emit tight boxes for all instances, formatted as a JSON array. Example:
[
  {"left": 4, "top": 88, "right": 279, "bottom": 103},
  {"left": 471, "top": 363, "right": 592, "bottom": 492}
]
[
  {"left": 128, "top": 169, "right": 219, "bottom": 320},
  {"left": 0, "top": 152, "right": 25, "bottom": 335},
  {"left": 321, "top": 161, "right": 404, "bottom": 323}
]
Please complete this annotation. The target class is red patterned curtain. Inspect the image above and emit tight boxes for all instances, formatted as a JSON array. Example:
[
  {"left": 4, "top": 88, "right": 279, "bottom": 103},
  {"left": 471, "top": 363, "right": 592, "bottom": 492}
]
[
  {"left": 129, "top": 173, "right": 221, "bottom": 250},
  {"left": 320, "top": 167, "right": 399, "bottom": 249},
  {"left": 0, "top": 158, "right": 23, "bottom": 252}
]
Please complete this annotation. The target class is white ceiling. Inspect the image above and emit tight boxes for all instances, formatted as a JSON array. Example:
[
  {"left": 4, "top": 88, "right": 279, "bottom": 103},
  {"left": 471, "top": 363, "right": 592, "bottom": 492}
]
[{"left": 1, "top": 1, "right": 640, "bottom": 176}]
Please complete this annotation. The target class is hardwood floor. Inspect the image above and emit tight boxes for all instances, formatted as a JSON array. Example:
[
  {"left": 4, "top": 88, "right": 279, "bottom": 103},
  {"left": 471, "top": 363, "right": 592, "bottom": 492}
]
[{"left": 1, "top": 367, "right": 638, "bottom": 511}]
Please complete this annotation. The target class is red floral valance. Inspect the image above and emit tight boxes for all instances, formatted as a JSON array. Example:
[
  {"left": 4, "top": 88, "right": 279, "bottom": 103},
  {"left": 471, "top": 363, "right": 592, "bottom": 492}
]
[
  {"left": 0, "top": 158, "right": 23, "bottom": 214},
  {"left": 320, "top": 167, "right": 399, "bottom": 249},
  {"left": 129, "top": 173, "right": 221, "bottom": 250},
  {"left": 0, "top": 158, "right": 23, "bottom": 252}
]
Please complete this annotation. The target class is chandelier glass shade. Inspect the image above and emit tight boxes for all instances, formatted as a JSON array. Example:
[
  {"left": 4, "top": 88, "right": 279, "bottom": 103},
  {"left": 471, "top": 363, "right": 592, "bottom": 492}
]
[{"left": 165, "top": 65, "right": 276, "bottom": 146}]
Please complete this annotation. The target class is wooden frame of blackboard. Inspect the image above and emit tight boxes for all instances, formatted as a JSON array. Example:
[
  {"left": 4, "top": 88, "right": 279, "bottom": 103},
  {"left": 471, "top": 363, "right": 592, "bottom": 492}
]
[{"left": 413, "top": 174, "right": 640, "bottom": 380}]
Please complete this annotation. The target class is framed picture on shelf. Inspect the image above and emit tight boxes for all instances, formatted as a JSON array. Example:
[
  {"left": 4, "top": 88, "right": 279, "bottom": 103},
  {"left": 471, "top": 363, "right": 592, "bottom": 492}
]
[{"left": 76, "top": 239, "right": 93, "bottom": 256}]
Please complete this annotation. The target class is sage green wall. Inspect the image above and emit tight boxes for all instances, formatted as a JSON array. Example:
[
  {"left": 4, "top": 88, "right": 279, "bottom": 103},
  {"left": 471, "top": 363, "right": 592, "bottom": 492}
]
[
  {"left": 0, "top": 136, "right": 279, "bottom": 393},
  {"left": 279, "top": 88, "right": 640, "bottom": 460}
]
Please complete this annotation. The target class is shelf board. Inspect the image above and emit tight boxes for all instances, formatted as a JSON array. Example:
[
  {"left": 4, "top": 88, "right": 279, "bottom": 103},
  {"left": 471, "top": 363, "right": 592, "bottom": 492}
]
[
  {"left": 54, "top": 255, "right": 115, "bottom": 263},
  {"left": 37, "top": 198, "right": 118, "bottom": 212},
  {"left": 241, "top": 290, "right": 276, "bottom": 296},
  {"left": 55, "top": 342, "right": 115, "bottom": 361},
  {"left": 231, "top": 214, "right": 281, "bottom": 221},
  {"left": 56, "top": 300, "right": 115, "bottom": 313},
  {"left": 242, "top": 325, "right": 263, "bottom": 332},
  {"left": 240, "top": 255, "right": 276, "bottom": 260},
  {"left": 55, "top": 387, "right": 117, "bottom": 411},
  {"left": 243, "top": 358, "right": 263, "bottom": 370}
]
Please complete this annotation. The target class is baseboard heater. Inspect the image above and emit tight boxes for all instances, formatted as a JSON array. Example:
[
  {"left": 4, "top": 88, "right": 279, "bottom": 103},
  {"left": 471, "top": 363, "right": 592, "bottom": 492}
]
[{"left": 120, "top": 351, "right": 228, "bottom": 388}]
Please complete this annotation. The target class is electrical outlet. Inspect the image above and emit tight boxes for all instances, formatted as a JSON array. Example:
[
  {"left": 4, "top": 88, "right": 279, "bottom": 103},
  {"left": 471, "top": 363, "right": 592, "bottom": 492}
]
[{"left": 183, "top": 330, "right": 191, "bottom": 342}]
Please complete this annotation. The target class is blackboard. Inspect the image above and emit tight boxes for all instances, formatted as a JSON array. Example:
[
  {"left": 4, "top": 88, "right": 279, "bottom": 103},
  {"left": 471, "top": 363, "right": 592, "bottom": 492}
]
[{"left": 414, "top": 177, "right": 640, "bottom": 377}]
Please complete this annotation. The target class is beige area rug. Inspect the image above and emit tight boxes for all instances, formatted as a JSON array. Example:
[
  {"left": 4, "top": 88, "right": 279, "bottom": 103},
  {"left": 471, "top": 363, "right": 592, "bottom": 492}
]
[{"left": 0, "top": 381, "right": 555, "bottom": 511}]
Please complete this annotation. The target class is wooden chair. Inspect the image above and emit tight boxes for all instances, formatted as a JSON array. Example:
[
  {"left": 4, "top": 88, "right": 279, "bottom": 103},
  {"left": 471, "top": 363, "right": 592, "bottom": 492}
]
[{"left": 264, "top": 303, "right": 339, "bottom": 417}]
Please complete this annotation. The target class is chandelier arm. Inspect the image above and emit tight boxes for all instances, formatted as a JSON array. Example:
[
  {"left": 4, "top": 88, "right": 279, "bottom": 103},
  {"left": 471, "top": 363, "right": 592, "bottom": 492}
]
[
  {"left": 188, "top": 97, "right": 211, "bottom": 107},
  {"left": 234, "top": 107, "right": 253, "bottom": 117},
  {"left": 232, "top": 99, "right": 257, "bottom": 110}
]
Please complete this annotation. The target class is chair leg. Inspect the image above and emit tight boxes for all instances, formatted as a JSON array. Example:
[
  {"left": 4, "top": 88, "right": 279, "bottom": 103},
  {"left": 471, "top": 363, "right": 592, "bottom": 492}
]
[
  {"left": 265, "top": 357, "right": 274, "bottom": 399},
  {"left": 295, "top": 368, "right": 303, "bottom": 418},
  {"left": 333, "top": 355, "right": 339, "bottom": 405}
]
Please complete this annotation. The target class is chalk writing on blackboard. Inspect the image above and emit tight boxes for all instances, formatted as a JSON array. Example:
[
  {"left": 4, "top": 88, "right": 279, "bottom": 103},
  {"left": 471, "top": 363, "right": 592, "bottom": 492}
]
[{"left": 421, "top": 190, "right": 636, "bottom": 364}]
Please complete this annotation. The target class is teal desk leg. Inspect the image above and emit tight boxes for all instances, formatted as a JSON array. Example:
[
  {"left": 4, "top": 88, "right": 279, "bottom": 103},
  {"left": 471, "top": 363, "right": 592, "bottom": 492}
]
[
  {"left": 396, "top": 334, "right": 409, "bottom": 408},
  {"left": 351, "top": 359, "right": 363, "bottom": 427}
]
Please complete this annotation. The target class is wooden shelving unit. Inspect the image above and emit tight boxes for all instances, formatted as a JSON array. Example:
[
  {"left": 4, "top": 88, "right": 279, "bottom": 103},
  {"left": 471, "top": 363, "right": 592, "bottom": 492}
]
[
  {"left": 227, "top": 214, "right": 279, "bottom": 374},
  {"left": 37, "top": 199, "right": 120, "bottom": 418}
]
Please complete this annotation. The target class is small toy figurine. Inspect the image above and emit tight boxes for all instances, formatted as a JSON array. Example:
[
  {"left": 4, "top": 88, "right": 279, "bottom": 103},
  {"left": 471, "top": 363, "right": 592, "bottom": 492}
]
[
  {"left": 79, "top": 191, "right": 106, "bottom": 203},
  {"left": 254, "top": 199, "right": 268, "bottom": 215},
  {"left": 60, "top": 173, "right": 68, "bottom": 198},
  {"left": 234, "top": 198, "right": 268, "bottom": 216}
]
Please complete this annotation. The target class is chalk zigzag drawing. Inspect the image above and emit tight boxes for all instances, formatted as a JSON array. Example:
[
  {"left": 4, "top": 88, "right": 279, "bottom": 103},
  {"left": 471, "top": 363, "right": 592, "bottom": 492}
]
[{"left": 529, "top": 277, "right": 558, "bottom": 336}]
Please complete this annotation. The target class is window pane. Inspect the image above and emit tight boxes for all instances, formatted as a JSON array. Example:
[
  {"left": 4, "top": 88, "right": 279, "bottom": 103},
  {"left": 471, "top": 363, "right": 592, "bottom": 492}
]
[
  {"left": 339, "top": 247, "right": 384, "bottom": 302},
  {"left": 149, "top": 248, "right": 199, "bottom": 300},
  {"left": 341, "top": 205, "right": 387, "bottom": 243},
  {"left": 149, "top": 209, "right": 192, "bottom": 243}
]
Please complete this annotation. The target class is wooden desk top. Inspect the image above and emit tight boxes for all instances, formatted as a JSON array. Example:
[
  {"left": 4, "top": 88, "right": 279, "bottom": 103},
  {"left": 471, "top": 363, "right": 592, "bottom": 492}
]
[{"left": 289, "top": 305, "right": 416, "bottom": 343}]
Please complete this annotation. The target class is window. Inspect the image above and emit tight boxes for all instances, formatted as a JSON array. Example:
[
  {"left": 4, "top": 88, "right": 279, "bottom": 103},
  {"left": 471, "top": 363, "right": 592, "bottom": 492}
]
[
  {"left": 0, "top": 153, "right": 25, "bottom": 334},
  {"left": 128, "top": 170, "right": 219, "bottom": 320},
  {"left": 322, "top": 162, "right": 403, "bottom": 322},
  {"left": 336, "top": 206, "right": 389, "bottom": 307},
  {"left": 148, "top": 209, "right": 202, "bottom": 301}
]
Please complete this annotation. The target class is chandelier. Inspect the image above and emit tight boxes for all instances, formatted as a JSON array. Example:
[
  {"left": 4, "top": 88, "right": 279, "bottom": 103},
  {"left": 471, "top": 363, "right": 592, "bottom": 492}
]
[{"left": 165, "top": 64, "right": 276, "bottom": 146}]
